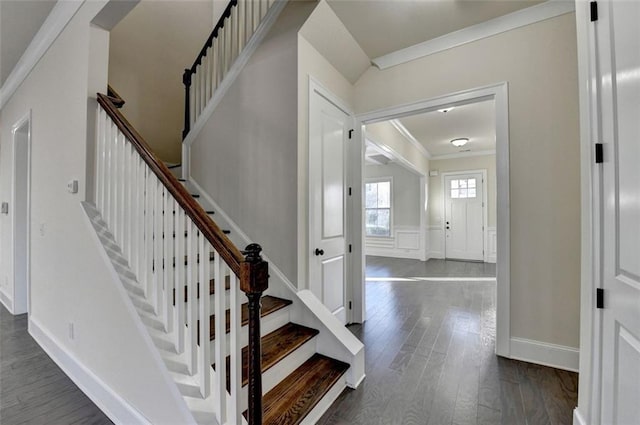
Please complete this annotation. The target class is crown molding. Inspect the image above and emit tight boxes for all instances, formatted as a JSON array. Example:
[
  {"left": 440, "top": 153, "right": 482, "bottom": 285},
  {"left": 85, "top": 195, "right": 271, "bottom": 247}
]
[
  {"left": 389, "top": 119, "right": 431, "bottom": 159},
  {"left": 430, "top": 149, "right": 496, "bottom": 161},
  {"left": 372, "top": 0, "right": 575, "bottom": 70},
  {"left": 0, "top": 1, "right": 84, "bottom": 109}
]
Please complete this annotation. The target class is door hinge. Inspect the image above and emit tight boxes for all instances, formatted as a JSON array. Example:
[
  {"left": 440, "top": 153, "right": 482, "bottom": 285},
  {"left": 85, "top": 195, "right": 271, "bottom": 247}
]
[
  {"left": 590, "top": 1, "right": 598, "bottom": 21},
  {"left": 596, "top": 288, "right": 604, "bottom": 309},
  {"left": 348, "top": 301, "right": 352, "bottom": 310},
  {"left": 348, "top": 187, "right": 352, "bottom": 196},
  {"left": 348, "top": 129, "right": 354, "bottom": 139},
  {"left": 348, "top": 244, "right": 352, "bottom": 253},
  {"left": 595, "top": 143, "right": 604, "bottom": 163}
]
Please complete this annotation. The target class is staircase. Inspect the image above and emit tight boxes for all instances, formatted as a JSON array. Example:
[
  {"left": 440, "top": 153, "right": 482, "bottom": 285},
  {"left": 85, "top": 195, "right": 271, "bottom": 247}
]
[{"left": 96, "top": 79, "right": 351, "bottom": 425}]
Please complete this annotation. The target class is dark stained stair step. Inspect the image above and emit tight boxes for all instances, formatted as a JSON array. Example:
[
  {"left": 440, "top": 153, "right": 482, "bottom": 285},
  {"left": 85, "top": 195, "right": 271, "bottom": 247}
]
[
  {"left": 247, "top": 354, "right": 350, "bottom": 425},
  {"left": 198, "top": 296, "right": 293, "bottom": 342},
  {"left": 213, "top": 323, "right": 319, "bottom": 390},
  {"left": 172, "top": 275, "right": 231, "bottom": 304}
]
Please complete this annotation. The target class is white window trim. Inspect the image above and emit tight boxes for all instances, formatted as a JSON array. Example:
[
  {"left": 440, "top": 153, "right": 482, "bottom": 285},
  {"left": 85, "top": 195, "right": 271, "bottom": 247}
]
[{"left": 365, "top": 176, "right": 393, "bottom": 238}]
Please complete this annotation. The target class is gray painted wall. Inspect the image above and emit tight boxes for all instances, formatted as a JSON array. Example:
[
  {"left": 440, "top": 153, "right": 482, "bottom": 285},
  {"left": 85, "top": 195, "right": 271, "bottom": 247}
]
[
  {"left": 190, "top": 1, "right": 317, "bottom": 284},
  {"left": 365, "top": 162, "right": 421, "bottom": 227}
]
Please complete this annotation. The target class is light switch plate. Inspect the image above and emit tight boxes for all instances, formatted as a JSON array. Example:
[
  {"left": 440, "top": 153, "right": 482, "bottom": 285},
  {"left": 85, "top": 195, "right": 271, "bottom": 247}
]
[{"left": 67, "top": 180, "right": 78, "bottom": 194}]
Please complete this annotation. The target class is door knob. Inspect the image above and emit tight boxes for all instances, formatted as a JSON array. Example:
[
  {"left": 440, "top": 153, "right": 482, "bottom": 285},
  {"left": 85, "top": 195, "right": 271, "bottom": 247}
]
[{"left": 315, "top": 248, "right": 325, "bottom": 256}]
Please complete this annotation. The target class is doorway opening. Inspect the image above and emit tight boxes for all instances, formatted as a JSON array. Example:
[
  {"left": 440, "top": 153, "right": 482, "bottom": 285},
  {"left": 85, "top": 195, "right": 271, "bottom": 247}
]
[
  {"left": 352, "top": 83, "right": 509, "bottom": 356},
  {"left": 8, "top": 111, "right": 32, "bottom": 315}
]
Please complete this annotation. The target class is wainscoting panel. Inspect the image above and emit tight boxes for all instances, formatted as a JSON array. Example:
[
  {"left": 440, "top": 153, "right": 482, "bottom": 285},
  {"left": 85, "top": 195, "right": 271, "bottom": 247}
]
[
  {"left": 428, "top": 226, "right": 444, "bottom": 259},
  {"left": 366, "top": 226, "right": 424, "bottom": 260}
]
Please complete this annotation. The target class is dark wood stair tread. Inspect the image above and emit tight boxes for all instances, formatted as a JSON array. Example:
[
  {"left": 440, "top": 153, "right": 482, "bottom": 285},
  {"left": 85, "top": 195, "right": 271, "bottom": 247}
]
[
  {"left": 200, "top": 296, "right": 293, "bottom": 342},
  {"left": 215, "top": 323, "right": 319, "bottom": 389},
  {"left": 248, "top": 354, "right": 350, "bottom": 425},
  {"left": 172, "top": 275, "right": 231, "bottom": 304}
]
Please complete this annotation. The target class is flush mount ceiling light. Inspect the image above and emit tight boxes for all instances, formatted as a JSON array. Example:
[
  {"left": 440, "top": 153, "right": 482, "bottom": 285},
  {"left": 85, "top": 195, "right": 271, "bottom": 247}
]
[
  {"left": 450, "top": 138, "right": 469, "bottom": 147},
  {"left": 438, "top": 107, "right": 455, "bottom": 113}
]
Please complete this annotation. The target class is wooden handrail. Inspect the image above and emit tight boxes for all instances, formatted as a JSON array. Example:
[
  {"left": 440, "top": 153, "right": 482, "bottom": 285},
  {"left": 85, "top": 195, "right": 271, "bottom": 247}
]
[
  {"left": 98, "top": 90, "right": 266, "bottom": 424},
  {"left": 189, "top": 0, "right": 238, "bottom": 74},
  {"left": 182, "top": 0, "right": 238, "bottom": 139},
  {"left": 107, "top": 85, "right": 125, "bottom": 109},
  {"left": 97, "top": 93, "right": 245, "bottom": 275}
]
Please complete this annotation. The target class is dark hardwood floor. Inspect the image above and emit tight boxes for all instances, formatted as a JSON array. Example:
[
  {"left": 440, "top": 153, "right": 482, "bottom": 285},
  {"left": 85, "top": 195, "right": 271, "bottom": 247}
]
[
  {"left": 318, "top": 256, "right": 578, "bottom": 425},
  {"left": 0, "top": 305, "right": 112, "bottom": 425}
]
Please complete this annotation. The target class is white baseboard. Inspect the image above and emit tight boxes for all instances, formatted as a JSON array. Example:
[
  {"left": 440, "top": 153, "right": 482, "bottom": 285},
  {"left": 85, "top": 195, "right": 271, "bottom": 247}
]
[
  {"left": 28, "top": 318, "right": 151, "bottom": 425},
  {"left": 510, "top": 337, "right": 579, "bottom": 372},
  {"left": 573, "top": 407, "right": 587, "bottom": 425},
  {"left": 0, "top": 288, "right": 13, "bottom": 313},
  {"left": 428, "top": 250, "right": 444, "bottom": 259},
  {"left": 366, "top": 247, "right": 423, "bottom": 260}
]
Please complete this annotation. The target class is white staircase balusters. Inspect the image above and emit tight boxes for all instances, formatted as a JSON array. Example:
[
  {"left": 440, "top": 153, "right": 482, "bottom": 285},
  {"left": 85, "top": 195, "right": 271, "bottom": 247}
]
[
  {"left": 95, "top": 99, "right": 257, "bottom": 423},
  {"left": 228, "top": 272, "right": 242, "bottom": 424},
  {"left": 198, "top": 233, "right": 211, "bottom": 398},
  {"left": 183, "top": 0, "right": 281, "bottom": 138},
  {"left": 186, "top": 221, "right": 198, "bottom": 374}
]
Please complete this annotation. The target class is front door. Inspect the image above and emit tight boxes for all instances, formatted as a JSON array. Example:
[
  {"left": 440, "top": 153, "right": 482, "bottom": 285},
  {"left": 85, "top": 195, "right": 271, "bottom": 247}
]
[
  {"left": 309, "top": 86, "right": 349, "bottom": 324},
  {"left": 444, "top": 172, "right": 484, "bottom": 261},
  {"left": 598, "top": 1, "right": 640, "bottom": 422}
]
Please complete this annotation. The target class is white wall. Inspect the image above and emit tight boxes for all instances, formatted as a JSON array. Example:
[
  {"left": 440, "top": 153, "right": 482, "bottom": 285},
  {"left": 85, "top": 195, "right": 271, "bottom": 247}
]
[
  {"left": 109, "top": 0, "right": 214, "bottom": 163},
  {"left": 0, "top": 3, "right": 193, "bottom": 423},
  {"left": 354, "top": 13, "right": 581, "bottom": 349},
  {"left": 190, "top": 1, "right": 317, "bottom": 285}
]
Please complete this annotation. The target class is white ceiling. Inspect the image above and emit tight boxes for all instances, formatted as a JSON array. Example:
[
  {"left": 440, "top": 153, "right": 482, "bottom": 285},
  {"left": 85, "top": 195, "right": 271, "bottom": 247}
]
[
  {"left": 326, "top": 0, "right": 544, "bottom": 59},
  {"left": 0, "top": 0, "right": 56, "bottom": 86},
  {"left": 397, "top": 99, "right": 496, "bottom": 157}
]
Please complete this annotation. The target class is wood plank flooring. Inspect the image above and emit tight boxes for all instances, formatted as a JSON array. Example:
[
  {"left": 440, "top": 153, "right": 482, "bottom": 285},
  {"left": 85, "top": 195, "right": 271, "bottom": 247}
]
[
  {"left": 0, "top": 305, "right": 112, "bottom": 424},
  {"left": 318, "top": 256, "right": 578, "bottom": 425}
]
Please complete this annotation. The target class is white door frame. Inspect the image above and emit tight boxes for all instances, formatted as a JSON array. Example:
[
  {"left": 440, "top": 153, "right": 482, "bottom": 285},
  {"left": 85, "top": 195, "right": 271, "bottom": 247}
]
[
  {"left": 441, "top": 169, "right": 489, "bottom": 262},
  {"left": 353, "top": 82, "right": 510, "bottom": 357},
  {"left": 307, "top": 77, "right": 354, "bottom": 324},
  {"left": 10, "top": 110, "right": 32, "bottom": 315}
]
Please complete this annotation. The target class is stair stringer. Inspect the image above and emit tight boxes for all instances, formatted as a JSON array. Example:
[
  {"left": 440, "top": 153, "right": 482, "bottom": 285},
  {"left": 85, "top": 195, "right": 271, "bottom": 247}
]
[
  {"left": 186, "top": 178, "right": 366, "bottom": 390},
  {"left": 82, "top": 202, "right": 209, "bottom": 425},
  {"left": 181, "top": 0, "right": 289, "bottom": 179}
]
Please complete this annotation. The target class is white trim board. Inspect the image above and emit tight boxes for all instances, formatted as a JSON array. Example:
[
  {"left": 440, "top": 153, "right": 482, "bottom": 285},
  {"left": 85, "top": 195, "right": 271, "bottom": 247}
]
[
  {"left": 0, "top": 1, "right": 84, "bottom": 109},
  {"left": 0, "top": 289, "right": 13, "bottom": 314},
  {"left": 372, "top": 0, "right": 575, "bottom": 70},
  {"left": 356, "top": 82, "right": 510, "bottom": 357},
  {"left": 28, "top": 318, "right": 152, "bottom": 425},
  {"left": 510, "top": 337, "right": 579, "bottom": 373},
  {"left": 573, "top": 408, "right": 587, "bottom": 425}
]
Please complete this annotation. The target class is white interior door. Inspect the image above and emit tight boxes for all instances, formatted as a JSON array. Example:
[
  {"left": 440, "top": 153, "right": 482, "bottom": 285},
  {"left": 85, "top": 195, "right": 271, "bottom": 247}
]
[
  {"left": 598, "top": 1, "right": 640, "bottom": 423},
  {"left": 444, "top": 172, "right": 484, "bottom": 261},
  {"left": 12, "top": 117, "right": 30, "bottom": 315},
  {"left": 309, "top": 86, "right": 349, "bottom": 324}
]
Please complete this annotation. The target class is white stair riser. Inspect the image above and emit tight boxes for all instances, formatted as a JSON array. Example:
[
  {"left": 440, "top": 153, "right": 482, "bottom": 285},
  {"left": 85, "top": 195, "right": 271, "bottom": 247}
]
[
  {"left": 221, "top": 336, "right": 317, "bottom": 414},
  {"left": 209, "top": 306, "right": 290, "bottom": 355}
]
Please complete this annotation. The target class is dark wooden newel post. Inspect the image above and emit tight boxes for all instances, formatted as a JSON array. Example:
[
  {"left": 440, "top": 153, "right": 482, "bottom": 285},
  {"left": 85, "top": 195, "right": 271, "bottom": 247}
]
[
  {"left": 182, "top": 69, "right": 192, "bottom": 139},
  {"left": 241, "top": 243, "right": 268, "bottom": 425}
]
